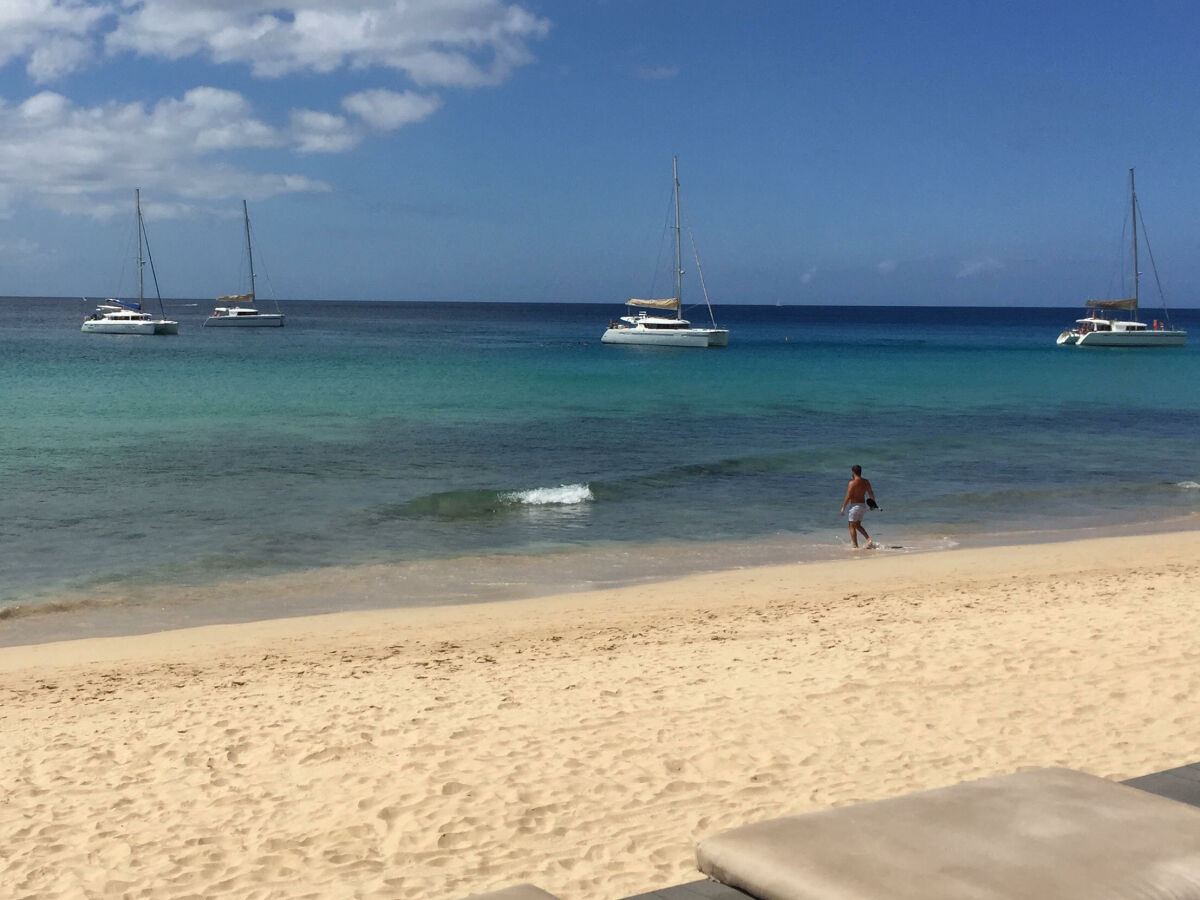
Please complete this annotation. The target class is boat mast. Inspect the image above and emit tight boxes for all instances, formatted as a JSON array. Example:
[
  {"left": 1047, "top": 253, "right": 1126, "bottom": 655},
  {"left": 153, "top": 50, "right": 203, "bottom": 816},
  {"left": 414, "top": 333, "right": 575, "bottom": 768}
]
[
  {"left": 243, "top": 199, "right": 257, "bottom": 299},
  {"left": 135, "top": 188, "right": 144, "bottom": 305},
  {"left": 1130, "top": 167, "right": 1139, "bottom": 310},
  {"left": 673, "top": 155, "right": 683, "bottom": 320}
]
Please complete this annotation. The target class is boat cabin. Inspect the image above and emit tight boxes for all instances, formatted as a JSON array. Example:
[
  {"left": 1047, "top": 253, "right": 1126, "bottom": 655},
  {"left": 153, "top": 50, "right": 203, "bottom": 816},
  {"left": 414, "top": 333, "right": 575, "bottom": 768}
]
[
  {"left": 1073, "top": 316, "right": 1150, "bottom": 334},
  {"left": 614, "top": 311, "right": 693, "bottom": 330},
  {"left": 87, "top": 304, "right": 152, "bottom": 322}
]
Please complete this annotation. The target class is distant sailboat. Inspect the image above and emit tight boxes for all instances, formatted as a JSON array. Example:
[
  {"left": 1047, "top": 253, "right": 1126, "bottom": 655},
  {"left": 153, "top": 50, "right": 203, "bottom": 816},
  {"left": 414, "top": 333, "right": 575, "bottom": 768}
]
[
  {"left": 82, "top": 189, "right": 178, "bottom": 335},
  {"left": 602, "top": 156, "right": 728, "bottom": 348},
  {"left": 204, "top": 200, "right": 284, "bottom": 327},
  {"left": 1057, "top": 169, "right": 1185, "bottom": 347}
]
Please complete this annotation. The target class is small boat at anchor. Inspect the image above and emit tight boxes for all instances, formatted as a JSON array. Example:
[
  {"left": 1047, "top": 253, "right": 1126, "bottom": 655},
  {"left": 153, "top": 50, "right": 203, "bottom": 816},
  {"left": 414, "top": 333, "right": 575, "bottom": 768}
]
[
  {"left": 204, "top": 200, "right": 284, "bottom": 327},
  {"left": 602, "top": 156, "right": 728, "bottom": 348},
  {"left": 82, "top": 189, "right": 178, "bottom": 336},
  {"left": 1057, "top": 169, "right": 1185, "bottom": 348},
  {"left": 82, "top": 300, "right": 178, "bottom": 335}
]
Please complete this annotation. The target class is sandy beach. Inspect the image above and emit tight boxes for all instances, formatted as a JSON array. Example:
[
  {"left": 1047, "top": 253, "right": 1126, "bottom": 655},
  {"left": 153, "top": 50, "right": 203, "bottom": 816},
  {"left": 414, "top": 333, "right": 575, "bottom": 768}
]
[{"left": 3, "top": 531, "right": 1199, "bottom": 899}]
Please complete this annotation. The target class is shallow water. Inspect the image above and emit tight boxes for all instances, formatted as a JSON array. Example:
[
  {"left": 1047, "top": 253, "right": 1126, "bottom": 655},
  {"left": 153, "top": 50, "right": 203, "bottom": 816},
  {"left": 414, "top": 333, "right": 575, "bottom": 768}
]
[{"left": 2, "top": 298, "right": 1197, "bottom": 642}]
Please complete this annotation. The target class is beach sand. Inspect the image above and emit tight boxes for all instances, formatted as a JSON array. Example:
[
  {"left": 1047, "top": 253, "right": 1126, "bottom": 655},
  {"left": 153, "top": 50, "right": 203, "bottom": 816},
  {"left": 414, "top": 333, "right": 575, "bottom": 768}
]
[{"left": 2, "top": 531, "right": 1199, "bottom": 899}]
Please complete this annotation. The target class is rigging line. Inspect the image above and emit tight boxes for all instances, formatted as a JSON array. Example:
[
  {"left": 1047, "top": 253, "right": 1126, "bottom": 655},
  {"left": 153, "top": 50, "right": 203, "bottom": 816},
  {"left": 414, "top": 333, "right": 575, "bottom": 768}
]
[
  {"left": 687, "top": 227, "right": 718, "bottom": 328},
  {"left": 139, "top": 212, "right": 166, "bottom": 313},
  {"left": 1114, "top": 214, "right": 1130, "bottom": 302},
  {"left": 1134, "top": 195, "right": 1175, "bottom": 326},
  {"left": 113, "top": 217, "right": 137, "bottom": 302},
  {"left": 645, "top": 181, "right": 676, "bottom": 301},
  {"left": 246, "top": 216, "right": 283, "bottom": 313}
]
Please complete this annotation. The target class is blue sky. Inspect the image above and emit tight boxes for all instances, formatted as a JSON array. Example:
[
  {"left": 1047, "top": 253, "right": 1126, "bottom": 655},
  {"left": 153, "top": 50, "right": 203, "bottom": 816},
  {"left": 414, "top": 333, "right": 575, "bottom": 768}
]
[{"left": 2, "top": 1, "right": 1200, "bottom": 306}]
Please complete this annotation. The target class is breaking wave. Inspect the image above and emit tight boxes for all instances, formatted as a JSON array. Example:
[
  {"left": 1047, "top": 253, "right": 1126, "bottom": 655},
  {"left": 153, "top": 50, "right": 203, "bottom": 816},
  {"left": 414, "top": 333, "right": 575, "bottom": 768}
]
[
  {"left": 376, "top": 483, "right": 594, "bottom": 520},
  {"left": 501, "top": 483, "right": 594, "bottom": 505}
]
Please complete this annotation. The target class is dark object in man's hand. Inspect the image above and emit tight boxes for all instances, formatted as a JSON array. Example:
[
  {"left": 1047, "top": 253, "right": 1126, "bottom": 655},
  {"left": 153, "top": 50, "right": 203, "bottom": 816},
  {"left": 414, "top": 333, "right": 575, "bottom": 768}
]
[{"left": 866, "top": 498, "right": 879, "bottom": 510}]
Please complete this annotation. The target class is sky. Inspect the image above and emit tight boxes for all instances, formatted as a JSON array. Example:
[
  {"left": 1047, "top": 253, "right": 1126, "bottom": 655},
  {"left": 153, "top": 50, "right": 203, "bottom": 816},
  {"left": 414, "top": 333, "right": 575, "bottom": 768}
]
[{"left": 3, "top": 0, "right": 1200, "bottom": 306}]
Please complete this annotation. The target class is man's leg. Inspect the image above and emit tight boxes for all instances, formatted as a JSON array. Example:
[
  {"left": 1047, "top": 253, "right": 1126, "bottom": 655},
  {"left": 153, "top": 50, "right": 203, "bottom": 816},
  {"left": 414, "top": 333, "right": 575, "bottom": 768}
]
[
  {"left": 848, "top": 520, "right": 859, "bottom": 548},
  {"left": 855, "top": 522, "right": 874, "bottom": 549}
]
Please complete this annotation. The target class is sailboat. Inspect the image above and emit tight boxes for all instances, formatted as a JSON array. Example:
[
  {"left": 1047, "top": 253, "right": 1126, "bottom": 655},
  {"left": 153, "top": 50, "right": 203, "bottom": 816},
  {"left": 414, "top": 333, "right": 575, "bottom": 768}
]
[
  {"left": 204, "top": 200, "right": 284, "bottom": 327},
  {"left": 602, "top": 157, "right": 728, "bottom": 348},
  {"left": 82, "top": 189, "right": 178, "bottom": 335},
  {"left": 1057, "top": 169, "right": 1186, "bottom": 347}
]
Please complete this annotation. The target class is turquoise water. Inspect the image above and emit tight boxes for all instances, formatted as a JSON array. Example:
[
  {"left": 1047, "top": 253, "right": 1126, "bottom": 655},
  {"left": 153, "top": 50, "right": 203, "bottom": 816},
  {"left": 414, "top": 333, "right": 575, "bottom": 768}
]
[{"left": 2, "top": 298, "right": 1198, "bottom": 641}]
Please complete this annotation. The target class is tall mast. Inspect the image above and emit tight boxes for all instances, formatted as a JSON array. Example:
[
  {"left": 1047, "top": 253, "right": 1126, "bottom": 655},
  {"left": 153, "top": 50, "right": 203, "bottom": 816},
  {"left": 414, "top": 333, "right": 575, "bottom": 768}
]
[
  {"left": 1130, "top": 167, "right": 1139, "bottom": 309},
  {"left": 243, "top": 199, "right": 256, "bottom": 299},
  {"left": 135, "top": 188, "right": 144, "bottom": 304},
  {"left": 673, "top": 155, "right": 682, "bottom": 320}
]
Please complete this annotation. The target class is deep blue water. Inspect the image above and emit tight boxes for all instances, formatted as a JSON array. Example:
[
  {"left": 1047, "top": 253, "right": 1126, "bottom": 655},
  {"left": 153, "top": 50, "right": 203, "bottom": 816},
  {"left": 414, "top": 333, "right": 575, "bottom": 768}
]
[{"left": 2, "top": 298, "right": 1198, "bottom": 637}]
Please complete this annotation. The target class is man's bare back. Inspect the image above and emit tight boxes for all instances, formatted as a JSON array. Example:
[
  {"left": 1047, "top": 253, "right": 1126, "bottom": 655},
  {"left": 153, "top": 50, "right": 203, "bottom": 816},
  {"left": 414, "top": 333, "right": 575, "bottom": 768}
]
[{"left": 844, "top": 475, "right": 873, "bottom": 504}]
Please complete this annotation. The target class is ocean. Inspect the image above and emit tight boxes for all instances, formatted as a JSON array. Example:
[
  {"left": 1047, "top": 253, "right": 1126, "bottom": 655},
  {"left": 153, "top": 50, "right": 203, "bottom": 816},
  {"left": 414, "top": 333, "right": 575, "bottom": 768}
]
[{"left": 2, "top": 297, "right": 1197, "bottom": 645}]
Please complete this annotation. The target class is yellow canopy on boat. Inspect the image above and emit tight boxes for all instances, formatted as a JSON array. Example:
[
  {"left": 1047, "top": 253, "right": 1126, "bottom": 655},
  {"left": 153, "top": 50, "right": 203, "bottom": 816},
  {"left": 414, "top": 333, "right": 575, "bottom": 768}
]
[
  {"left": 1085, "top": 298, "right": 1137, "bottom": 310},
  {"left": 627, "top": 297, "right": 680, "bottom": 311}
]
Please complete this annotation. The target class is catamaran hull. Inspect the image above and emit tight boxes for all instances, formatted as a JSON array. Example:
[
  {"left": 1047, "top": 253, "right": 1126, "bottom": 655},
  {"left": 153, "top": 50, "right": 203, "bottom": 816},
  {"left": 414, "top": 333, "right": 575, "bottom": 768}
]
[
  {"left": 705, "top": 329, "right": 729, "bottom": 347},
  {"left": 82, "top": 320, "right": 177, "bottom": 335},
  {"left": 1074, "top": 330, "right": 1185, "bottom": 347},
  {"left": 82, "top": 321, "right": 156, "bottom": 334},
  {"left": 601, "top": 327, "right": 727, "bottom": 348},
  {"left": 204, "top": 314, "right": 285, "bottom": 327}
]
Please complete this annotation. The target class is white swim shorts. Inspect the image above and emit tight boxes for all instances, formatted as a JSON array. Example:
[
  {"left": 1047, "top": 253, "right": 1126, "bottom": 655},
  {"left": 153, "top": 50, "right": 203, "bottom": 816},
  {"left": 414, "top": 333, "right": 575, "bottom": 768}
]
[{"left": 847, "top": 503, "right": 866, "bottom": 523}]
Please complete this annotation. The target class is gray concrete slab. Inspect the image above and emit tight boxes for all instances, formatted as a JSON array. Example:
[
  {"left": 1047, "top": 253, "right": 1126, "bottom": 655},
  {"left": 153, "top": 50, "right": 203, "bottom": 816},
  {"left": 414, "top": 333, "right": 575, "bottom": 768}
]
[
  {"left": 618, "top": 765, "right": 1200, "bottom": 900},
  {"left": 622, "top": 880, "right": 749, "bottom": 900}
]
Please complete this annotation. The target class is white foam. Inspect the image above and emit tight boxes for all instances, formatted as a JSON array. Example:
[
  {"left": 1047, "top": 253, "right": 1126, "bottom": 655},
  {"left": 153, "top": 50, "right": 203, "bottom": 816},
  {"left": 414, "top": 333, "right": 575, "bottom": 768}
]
[
  {"left": 1176, "top": 481, "right": 1200, "bottom": 490},
  {"left": 503, "top": 483, "right": 594, "bottom": 506}
]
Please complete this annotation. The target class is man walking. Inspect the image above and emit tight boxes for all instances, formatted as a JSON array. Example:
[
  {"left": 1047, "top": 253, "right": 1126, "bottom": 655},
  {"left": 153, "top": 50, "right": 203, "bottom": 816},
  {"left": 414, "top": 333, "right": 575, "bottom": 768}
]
[{"left": 840, "top": 464, "right": 877, "bottom": 549}]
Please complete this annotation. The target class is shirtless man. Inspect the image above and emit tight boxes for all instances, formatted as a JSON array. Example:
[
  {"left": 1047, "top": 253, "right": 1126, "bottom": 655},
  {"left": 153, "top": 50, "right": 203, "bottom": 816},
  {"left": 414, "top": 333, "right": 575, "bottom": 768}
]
[{"left": 839, "top": 464, "right": 877, "bottom": 549}]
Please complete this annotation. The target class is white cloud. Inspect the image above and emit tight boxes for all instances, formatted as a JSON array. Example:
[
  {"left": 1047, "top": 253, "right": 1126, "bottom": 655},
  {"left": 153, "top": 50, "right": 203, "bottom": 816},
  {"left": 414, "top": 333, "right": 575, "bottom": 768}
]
[
  {"left": 0, "top": 1, "right": 549, "bottom": 215},
  {"left": 342, "top": 88, "right": 441, "bottom": 131},
  {"left": 27, "top": 35, "right": 93, "bottom": 81},
  {"left": 0, "top": 88, "right": 329, "bottom": 217},
  {"left": 877, "top": 258, "right": 897, "bottom": 274},
  {"left": 290, "top": 108, "right": 360, "bottom": 153},
  {"left": 956, "top": 256, "right": 1004, "bottom": 278},
  {"left": 2, "top": 1, "right": 551, "bottom": 85},
  {"left": 800, "top": 266, "right": 816, "bottom": 284},
  {"left": 104, "top": 0, "right": 550, "bottom": 85},
  {"left": 0, "top": 0, "right": 109, "bottom": 83}
]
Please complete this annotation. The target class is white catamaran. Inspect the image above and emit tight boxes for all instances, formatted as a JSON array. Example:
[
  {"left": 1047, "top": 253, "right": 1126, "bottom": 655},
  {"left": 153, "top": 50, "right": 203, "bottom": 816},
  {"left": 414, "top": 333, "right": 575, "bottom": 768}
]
[
  {"left": 602, "top": 157, "right": 728, "bottom": 348},
  {"left": 205, "top": 200, "right": 284, "bottom": 327},
  {"left": 82, "top": 189, "right": 178, "bottom": 335},
  {"left": 1057, "top": 169, "right": 1186, "bottom": 348}
]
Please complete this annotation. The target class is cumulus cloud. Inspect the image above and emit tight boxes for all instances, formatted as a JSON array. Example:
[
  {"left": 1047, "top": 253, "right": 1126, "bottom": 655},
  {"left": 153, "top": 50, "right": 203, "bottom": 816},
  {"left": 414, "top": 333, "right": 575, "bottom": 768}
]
[
  {"left": 0, "top": 0, "right": 109, "bottom": 83},
  {"left": 105, "top": 0, "right": 550, "bottom": 84},
  {"left": 0, "top": 88, "right": 329, "bottom": 217},
  {"left": 0, "top": 1, "right": 549, "bottom": 214},
  {"left": 956, "top": 256, "right": 1004, "bottom": 278},
  {"left": 4, "top": 1, "right": 549, "bottom": 84},
  {"left": 342, "top": 88, "right": 442, "bottom": 131},
  {"left": 290, "top": 108, "right": 359, "bottom": 153},
  {"left": 877, "top": 259, "right": 897, "bottom": 274}
]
